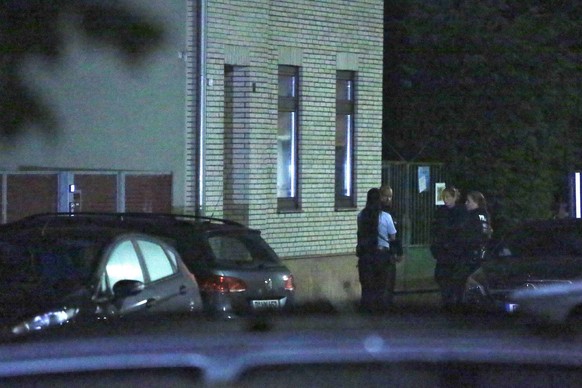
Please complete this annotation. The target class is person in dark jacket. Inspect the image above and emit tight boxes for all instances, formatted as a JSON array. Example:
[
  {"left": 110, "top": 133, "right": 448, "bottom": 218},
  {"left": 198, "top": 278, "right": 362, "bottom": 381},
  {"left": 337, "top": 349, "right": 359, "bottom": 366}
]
[
  {"left": 451, "top": 190, "right": 492, "bottom": 308},
  {"left": 430, "top": 186, "right": 466, "bottom": 309},
  {"left": 356, "top": 187, "right": 399, "bottom": 313}
]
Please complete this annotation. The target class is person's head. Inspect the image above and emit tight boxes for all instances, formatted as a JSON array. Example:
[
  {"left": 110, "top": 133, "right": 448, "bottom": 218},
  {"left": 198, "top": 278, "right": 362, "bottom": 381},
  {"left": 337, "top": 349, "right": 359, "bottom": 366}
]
[
  {"left": 379, "top": 184, "right": 393, "bottom": 208},
  {"left": 441, "top": 187, "right": 460, "bottom": 208},
  {"left": 366, "top": 187, "right": 381, "bottom": 208},
  {"left": 465, "top": 191, "right": 487, "bottom": 211}
]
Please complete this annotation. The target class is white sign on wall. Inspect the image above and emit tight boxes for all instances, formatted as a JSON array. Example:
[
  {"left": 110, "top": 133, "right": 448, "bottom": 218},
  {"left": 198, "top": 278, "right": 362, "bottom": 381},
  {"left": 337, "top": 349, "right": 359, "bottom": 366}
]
[{"left": 435, "top": 182, "right": 446, "bottom": 205}]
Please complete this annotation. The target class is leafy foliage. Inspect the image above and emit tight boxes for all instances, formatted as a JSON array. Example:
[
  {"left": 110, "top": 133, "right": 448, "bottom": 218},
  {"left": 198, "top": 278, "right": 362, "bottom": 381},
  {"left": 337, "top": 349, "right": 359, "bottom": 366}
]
[
  {"left": 384, "top": 0, "right": 582, "bottom": 233},
  {"left": 0, "top": 0, "right": 164, "bottom": 139}
]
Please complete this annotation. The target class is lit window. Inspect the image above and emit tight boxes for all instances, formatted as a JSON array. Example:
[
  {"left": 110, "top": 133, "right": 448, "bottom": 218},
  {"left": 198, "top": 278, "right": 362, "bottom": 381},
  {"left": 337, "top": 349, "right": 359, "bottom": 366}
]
[
  {"left": 277, "top": 66, "right": 300, "bottom": 210},
  {"left": 336, "top": 71, "right": 356, "bottom": 208}
]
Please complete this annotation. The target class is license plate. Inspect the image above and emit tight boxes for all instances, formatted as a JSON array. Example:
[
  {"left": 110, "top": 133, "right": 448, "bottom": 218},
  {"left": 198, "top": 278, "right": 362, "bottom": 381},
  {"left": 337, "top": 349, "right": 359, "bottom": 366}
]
[{"left": 252, "top": 300, "right": 280, "bottom": 310}]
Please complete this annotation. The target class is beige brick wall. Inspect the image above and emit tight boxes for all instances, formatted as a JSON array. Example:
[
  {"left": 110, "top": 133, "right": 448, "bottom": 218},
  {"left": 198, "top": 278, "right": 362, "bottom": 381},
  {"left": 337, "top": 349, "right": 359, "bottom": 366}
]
[{"left": 204, "top": 0, "right": 384, "bottom": 258}]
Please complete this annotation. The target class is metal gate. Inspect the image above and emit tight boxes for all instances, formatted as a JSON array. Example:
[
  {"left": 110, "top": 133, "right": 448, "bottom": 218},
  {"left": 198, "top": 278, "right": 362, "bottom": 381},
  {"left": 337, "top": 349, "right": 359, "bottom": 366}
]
[{"left": 382, "top": 161, "right": 449, "bottom": 248}]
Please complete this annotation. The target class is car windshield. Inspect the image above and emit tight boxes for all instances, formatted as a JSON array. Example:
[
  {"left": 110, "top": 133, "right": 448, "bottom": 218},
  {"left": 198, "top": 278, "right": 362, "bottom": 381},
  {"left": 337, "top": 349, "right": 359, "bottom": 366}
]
[
  {"left": 501, "top": 224, "right": 582, "bottom": 258},
  {"left": 207, "top": 232, "right": 279, "bottom": 265},
  {"left": 4, "top": 0, "right": 582, "bottom": 386}
]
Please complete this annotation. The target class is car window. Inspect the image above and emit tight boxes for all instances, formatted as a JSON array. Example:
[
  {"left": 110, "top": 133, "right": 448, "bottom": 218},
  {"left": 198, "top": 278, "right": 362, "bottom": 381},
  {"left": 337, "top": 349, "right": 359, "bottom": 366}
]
[
  {"left": 166, "top": 249, "right": 178, "bottom": 267},
  {"left": 503, "top": 226, "right": 582, "bottom": 257},
  {"left": 0, "top": 241, "right": 37, "bottom": 282},
  {"left": 1, "top": 237, "right": 101, "bottom": 284},
  {"left": 209, "top": 236, "right": 252, "bottom": 263},
  {"left": 46, "top": 239, "right": 101, "bottom": 281},
  {"left": 207, "top": 234, "right": 278, "bottom": 264},
  {"left": 104, "top": 240, "right": 144, "bottom": 290},
  {"left": 136, "top": 239, "right": 176, "bottom": 282}
]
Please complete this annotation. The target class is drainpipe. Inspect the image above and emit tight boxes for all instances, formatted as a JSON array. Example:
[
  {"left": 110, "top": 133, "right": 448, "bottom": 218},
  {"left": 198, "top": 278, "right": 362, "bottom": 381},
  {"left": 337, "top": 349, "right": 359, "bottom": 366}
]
[
  {"left": 1, "top": 174, "right": 6, "bottom": 224},
  {"left": 194, "top": 0, "right": 207, "bottom": 217}
]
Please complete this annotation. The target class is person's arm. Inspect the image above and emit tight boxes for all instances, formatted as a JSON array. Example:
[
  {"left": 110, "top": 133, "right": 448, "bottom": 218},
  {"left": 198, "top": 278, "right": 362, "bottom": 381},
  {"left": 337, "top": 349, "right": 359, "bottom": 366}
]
[
  {"left": 378, "top": 212, "right": 396, "bottom": 240},
  {"left": 384, "top": 212, "right": 404, "bottom": 260}
]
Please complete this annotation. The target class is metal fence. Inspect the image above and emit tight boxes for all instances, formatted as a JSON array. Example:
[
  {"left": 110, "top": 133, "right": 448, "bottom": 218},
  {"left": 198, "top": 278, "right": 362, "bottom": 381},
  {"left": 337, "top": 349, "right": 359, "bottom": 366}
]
[{"left": 382, "top": 161, "right": 449, "bottom": 247}]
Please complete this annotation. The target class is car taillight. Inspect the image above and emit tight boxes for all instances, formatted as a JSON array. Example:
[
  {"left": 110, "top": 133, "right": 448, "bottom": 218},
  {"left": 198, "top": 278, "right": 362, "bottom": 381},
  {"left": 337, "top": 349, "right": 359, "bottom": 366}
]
[
  {"left": 283, "top": 274, "right": 295, "bottom": 291},
  {"left": 199, "top": 275, "right": 247, "bottom": 293}
]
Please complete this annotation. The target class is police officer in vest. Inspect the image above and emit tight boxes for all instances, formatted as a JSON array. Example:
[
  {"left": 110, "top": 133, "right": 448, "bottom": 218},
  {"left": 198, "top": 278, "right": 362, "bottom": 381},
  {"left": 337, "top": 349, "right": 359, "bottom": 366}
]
[{"left": 356, "top": 187, "right": 402, "bottom": 313}]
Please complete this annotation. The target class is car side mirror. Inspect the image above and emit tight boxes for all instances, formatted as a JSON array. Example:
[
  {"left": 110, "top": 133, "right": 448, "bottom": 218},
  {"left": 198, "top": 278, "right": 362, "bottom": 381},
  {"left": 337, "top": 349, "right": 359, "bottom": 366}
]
[
  {"left": 487, "top": 239, "right": 514, "bottom": 259},
  {"left": 112, "top": 279, "right": 145, "bottom": 299},
  {"left": 497, "top": 247, "right": 513, "bottom": 258},
  {"left": 483, "top": 239, "right": 508, "bottom": 260}
]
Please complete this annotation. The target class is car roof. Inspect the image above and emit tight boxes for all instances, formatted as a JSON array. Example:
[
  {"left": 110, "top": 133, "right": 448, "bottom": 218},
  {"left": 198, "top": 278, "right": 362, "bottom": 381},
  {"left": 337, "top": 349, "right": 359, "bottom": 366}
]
[
  {"left": 2, "top": 212, "right": 260, "bottom": 235},
  {"left": 511, "top": 218, "right": 582, "bottom": 233},
  {"left": 2, "top": 224, "right": 152, "bottom": 243}
]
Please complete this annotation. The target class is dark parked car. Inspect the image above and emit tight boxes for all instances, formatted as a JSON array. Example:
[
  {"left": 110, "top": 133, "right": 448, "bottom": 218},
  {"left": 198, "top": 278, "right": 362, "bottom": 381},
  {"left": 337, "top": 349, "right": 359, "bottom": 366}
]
[
  {"left": 510, "top": 280, "right": 582, "bottom": 324},
  {"left": 0, "top": 225, "right": 202, "bottom": 336},
  {"left": 464, "top": 218, "right": 582, "bottom": 314},
  {"left": 2, "top": 213, "right": 296, "bottom": 318}
]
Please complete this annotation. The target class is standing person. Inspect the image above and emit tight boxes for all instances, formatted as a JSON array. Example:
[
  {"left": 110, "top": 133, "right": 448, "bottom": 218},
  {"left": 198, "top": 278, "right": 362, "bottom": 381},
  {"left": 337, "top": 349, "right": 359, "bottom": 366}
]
[
  {"left": 430, "top": 186, "right": 466, "bottom": 310},
  {"left": 379, "top": 184, "right": 403, "bottom": 307},
  {"left": 356, "top": 188, "right": 399, "bottom": 313},
  {"left": 452, "top": 190, "right": 492, "bottom": 308}
]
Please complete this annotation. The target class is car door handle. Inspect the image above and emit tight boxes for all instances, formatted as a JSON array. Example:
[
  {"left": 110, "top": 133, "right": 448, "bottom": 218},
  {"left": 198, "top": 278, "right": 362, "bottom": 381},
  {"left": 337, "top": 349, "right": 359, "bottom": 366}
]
[
  {"left": 179, "top": 285, "right": 188, "bottom": 295},
  {"left": 145, "top": 298, "right": 157, "bottom": 308}
]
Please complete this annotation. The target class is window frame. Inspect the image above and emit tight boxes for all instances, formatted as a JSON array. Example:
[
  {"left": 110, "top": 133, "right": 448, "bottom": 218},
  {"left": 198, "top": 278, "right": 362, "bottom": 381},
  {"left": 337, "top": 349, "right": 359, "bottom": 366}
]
[
  {"left": 135, "top": 239, "right": 178, "bottom": 283},
  {"left": 277, "top": 65, "right": 301, "bottom": 212},
  {"left": 335, "top": 70, "right": 356, "bottom": 209}
]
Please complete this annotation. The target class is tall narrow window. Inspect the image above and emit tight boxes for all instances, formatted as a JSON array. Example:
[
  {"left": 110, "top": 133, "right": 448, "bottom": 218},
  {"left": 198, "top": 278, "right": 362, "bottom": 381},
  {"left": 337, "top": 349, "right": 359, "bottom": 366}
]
[
  {"left": 277, "top": 66, "right": 300, "bottom": 210},
  {"left": 336, "top": 71, "right": 356, "bottom": 208}
]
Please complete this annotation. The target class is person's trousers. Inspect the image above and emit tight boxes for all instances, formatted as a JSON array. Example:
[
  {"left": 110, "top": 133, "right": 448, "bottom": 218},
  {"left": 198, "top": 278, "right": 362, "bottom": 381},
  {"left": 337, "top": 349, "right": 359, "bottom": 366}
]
[
  {"left": 384, "top": 260, "right": 396, "bottom": 307},
  {"left": 434, "top": 262, "right": 458, "bottom": 308},
  {"left": 358, "top": 253, "right": 396, "bottom": 313}
]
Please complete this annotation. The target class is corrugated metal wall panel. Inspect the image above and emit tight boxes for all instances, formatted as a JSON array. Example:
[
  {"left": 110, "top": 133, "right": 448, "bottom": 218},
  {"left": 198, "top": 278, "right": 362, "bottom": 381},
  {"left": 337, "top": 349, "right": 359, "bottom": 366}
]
[
  {"left": 6, "top": 174, "right": 58, "bottom": 222},
  {"left": 73, "top": 174, "right": 117, "bottom": 212},
  {"left": 1, "top": 171, "right": 173, "bottom": 223},
  {"left": 125, "top": 174, "right": 173, "bottom": 213}
]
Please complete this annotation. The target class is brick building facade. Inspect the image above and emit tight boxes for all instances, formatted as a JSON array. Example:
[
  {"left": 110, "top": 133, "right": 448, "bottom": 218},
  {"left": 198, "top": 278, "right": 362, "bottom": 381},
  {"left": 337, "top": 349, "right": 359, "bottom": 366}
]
[
  {"left": 198, "top": 0, "right": 384, "bottom": 257},
  {"left": 0, "top": 0, "right": 384, "bottom": 260}
]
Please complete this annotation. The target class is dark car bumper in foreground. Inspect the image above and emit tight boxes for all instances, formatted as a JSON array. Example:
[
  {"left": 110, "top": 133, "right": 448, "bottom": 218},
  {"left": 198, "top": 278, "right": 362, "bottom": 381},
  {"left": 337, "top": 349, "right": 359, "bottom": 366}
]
[{"left": 3, "top": 312, "right": 582, "bottom": 386}]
